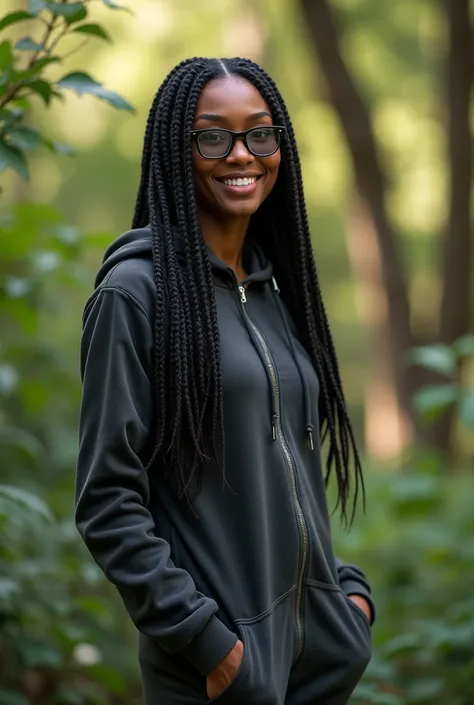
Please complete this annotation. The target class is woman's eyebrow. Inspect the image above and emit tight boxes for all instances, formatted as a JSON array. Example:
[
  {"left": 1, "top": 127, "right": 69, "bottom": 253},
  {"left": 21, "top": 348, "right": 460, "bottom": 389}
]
[
  {"left": 195, "top": 113, "right": 223, "bottom": 122},
  {"left": 195, "top": 111, "right": 272, "bottom": 123}
]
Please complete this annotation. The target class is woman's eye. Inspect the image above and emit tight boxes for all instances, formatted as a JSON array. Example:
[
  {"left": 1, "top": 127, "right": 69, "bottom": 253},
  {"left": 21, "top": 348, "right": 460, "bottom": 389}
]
[
  {"left": 201, "top": 131, "right": 225, "bottom": 142},
  {"left": 252, "top": 129, "right": 271, "bottom": 140}
]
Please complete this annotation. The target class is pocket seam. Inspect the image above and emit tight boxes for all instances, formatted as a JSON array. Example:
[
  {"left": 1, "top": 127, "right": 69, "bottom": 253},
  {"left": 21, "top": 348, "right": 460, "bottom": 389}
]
[
  {"left": 235, "top": 585, "right": 296, "bottom": 626},
  {"left": 305, "top": 578, "right": 340, "bottom": 592}
]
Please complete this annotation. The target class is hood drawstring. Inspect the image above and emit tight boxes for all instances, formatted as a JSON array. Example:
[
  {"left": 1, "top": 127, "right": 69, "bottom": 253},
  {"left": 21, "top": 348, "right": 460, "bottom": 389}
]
[{"left": 271, "top": 277, "right": 315, "bottom": 451}]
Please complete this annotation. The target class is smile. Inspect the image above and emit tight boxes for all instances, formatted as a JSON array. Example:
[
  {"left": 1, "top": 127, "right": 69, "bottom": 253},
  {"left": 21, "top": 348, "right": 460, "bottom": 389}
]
[{"left": 223, "top": 176, "right": 258, "bottom": 187}]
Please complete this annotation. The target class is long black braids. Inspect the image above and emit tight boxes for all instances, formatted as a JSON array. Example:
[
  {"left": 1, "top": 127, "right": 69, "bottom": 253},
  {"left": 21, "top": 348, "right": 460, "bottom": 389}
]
[{"left": 132, "top": 57, "right": 364, "bottom": 521}]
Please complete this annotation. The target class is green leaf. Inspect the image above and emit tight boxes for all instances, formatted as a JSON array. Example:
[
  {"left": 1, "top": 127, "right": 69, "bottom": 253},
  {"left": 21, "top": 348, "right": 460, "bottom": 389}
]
[
  {"left": 57, "top": 71, "right": 134, "bottom": 111},
  {"left": 42, "top": 136, "right": 75, "bottom": 155},
  {"left": 103, "top": 0, "right": 131, "bottom": 11},
  {"left": 459, "top": 389, "right": 474, "bottom": 430},
  {"left": 0, "top": 425, "right": 42, "bottom": 459},
  {"left": 453, "top": 334, "right": 474, "bottom": 359},
  {"left": 0, "top": 690, "right": 29, "bottom": 705},
  {"left": 0, "top": 363, "right": 19, "bottom": 393},
  {"left": 412, "top": 383, "right": 459, "bottom": 422},
  {"left": 28, "top": 78, "right": 53, "bottom": 104},
  {"left": 87, "top": 664, "right": 126, "bottom": 694},
  {"left": 0, "top": 140, "right": 28, "bottom": 180},
  {"left": 15, "top": 637, "right": 62, "bottom": 668},
  {"left": 0, "top": 578, "right": 20, "bottom": 600},
  {"left": 10, "top": 97, "right": 31, "bottom": 111},
  {"left": 0, "top": 11, "right": 33, "bottom": 32},
  {"left": 32, "top": 55, "right": 61, "bottom": 71},
  {"left": 0, "top": 40, "right": 13, "bottom": 71},
  {"left": 55, "top": 690, "right": 86, "bottom": 705},
  {"left": 407, "top": 678, "right": 444, "bottom": 700},
  {"left": 28, "top": 0, "right": 47, "bottom": 15},
  {"left": 72, "top": 23, "right": 111, "bottom": 41},
  {"left": 0, "top": 107, "right": 24, "bottom": 127},
  {"left": 7, "top": 127, "right": 40, "bottom": 150},
  {"left": 46, "top": 2, "right": 88, "bottom": 23},
  {"left": 407, "top": 343, "right": 457, "bottom": 376},
  {"left": 0, "top": 485, "right": 53, "bottom": 522},
  {"left": 15, "top": 37, "right": 46, "bottom": 52},
  {"left": 75, "top": 596, "right": 114, "bottom": 626}
]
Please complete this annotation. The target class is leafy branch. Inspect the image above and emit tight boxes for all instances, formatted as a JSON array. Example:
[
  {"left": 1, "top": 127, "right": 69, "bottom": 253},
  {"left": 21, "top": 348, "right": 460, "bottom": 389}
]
[{"left": 0, "top": 0, "right": 133, "bottom": 182}]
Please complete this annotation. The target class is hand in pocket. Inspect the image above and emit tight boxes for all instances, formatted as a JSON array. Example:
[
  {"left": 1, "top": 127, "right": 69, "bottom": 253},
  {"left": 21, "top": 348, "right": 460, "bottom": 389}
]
[{"left": 206, "top": 640, "right": 244, "bottom": 700}]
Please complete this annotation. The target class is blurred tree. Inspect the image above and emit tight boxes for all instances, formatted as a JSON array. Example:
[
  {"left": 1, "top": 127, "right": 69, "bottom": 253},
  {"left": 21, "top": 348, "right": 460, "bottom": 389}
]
[{"left": 300, "top": 0, "right": 473, "bottom": 461}]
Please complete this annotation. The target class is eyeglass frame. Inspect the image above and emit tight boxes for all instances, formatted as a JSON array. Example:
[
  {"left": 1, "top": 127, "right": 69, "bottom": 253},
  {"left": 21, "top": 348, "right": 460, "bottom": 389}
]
[{"left": 189, "top": 125, "right": 286, "bottom": 159}]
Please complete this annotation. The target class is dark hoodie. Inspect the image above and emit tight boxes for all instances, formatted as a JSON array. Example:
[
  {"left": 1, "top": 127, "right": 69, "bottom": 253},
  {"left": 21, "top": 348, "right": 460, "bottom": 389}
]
[{"left": 75, "top": 228, "right": 374, "bottom": 705}]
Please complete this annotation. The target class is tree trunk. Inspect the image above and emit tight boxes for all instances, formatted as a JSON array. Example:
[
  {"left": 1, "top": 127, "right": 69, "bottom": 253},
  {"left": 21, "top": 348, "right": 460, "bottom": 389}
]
[
  {"left": 429, "top": 0, "right": 473, "bottom": 454},
  {"left": 300, "top": 0, "right": 416, "bottom": 459},
  {"left": 440, "top": 0, "right": 473, "bottom": 344}
]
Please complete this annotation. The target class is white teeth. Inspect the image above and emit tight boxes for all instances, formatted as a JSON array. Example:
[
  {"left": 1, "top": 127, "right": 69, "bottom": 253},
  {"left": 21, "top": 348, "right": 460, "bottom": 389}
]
[{"left": 223, "top": 176, "right": 257, "bottom": 187}]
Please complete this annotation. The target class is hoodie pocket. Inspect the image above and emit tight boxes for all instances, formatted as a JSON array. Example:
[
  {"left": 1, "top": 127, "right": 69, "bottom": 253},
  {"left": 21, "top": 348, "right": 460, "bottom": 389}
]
[
  {"left": 209, "top": 586, "right": 296, "bottom": 705},
  {"left": 297, "top": 581, "right": 371, "bottom": 702}
]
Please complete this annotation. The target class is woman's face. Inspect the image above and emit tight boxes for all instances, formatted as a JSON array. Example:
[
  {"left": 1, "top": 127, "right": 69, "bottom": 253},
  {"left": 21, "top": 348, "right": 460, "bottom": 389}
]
[{"left": 191, "top": 76, "right": 281, "bottom": 220}]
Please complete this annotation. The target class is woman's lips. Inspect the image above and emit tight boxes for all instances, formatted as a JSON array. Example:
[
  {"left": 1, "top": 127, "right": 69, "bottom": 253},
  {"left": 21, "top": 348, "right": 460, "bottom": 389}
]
[{"left": 214, "top": 173, "right": 263, "bottom": 195}]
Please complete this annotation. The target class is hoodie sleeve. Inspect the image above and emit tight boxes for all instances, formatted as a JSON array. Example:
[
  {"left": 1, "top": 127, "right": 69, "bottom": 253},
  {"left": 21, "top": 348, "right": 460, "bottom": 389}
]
[
  {"left": 75, "top": 286, "right": 238, "bottom": 675},
  {"left": 336, "top": 558, "right": 375, "bottom": 624}
]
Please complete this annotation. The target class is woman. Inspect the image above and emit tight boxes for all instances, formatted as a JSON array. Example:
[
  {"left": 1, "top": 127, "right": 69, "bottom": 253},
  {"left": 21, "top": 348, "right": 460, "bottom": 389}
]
[{"left": 75, "top": 57, "right": 374, "bottom": 705}]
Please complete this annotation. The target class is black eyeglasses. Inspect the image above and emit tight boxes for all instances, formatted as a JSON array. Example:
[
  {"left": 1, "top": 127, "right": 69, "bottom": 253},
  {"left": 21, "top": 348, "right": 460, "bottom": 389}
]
[{"left": 190, "top": 125, "right": 285, "bottom": 159}]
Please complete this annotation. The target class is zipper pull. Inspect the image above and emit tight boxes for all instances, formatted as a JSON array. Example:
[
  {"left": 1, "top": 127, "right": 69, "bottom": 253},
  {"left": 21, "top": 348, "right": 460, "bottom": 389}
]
[
  {"left": 238, "top": 285, "right": 247, "bottom": 304},
  {"left": 271, "top": 413, "right": 277, "bottom": 441}
]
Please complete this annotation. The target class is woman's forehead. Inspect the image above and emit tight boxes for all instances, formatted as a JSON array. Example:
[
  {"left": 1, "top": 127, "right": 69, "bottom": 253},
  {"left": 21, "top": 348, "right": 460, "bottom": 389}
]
[{"left": 195, "top": 77, "right": 272, "bottom": 120}]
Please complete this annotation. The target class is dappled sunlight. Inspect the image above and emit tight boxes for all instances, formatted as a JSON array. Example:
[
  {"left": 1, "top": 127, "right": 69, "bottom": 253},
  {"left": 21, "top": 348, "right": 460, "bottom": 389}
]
[
  {"left": 409, "top": 269, "right": 441, "bottom": 337},
  {"left": 56, "top": 94, "right": 109, "bottom": 148},
  {"left": 389, "top": 161, "right": 446, "bottom": 233},
  {"left": 296, "top": 103, "right": 350, "bottom": 208},
  {"left": 30, "top": 159, "right": 63, "bottom": 203},
  {"left": 222, "top": 6, "right": 266, "bottom": 60},
  {"left": 130, "top": 0, "right": 176, "bottom": 42}
]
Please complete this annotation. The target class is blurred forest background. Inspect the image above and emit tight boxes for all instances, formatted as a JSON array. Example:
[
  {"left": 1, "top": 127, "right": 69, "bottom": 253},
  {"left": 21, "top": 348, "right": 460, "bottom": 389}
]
[{"left": 0, "top": 0, "right": 473, "bottom": 704}]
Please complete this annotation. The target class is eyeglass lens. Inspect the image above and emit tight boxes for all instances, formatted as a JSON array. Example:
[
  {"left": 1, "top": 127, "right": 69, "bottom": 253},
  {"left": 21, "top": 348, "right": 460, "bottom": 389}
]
[{"left": 197, "top": 128, "right": 279, "bottom": 158}]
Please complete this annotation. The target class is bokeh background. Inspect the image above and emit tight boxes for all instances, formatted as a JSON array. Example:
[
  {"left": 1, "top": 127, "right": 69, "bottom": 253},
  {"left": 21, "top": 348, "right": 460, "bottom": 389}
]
[{"left": 1, "top": 1, "right": 473, "bottom": 703}]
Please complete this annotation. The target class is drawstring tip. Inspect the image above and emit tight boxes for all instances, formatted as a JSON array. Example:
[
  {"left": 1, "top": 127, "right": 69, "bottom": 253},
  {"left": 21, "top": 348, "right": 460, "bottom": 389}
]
[{"left": 306, "top": 425, "right": 314, "bottom": 451}]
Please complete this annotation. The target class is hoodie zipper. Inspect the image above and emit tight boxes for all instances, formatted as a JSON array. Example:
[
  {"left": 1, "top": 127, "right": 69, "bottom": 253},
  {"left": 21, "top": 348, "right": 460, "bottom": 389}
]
[{"left": 238, "top": 284, "right": 309, "bottom": 662}]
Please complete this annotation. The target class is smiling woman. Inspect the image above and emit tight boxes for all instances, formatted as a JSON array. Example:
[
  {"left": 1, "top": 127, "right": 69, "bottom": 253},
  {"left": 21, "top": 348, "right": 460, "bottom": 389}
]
[
  {"left": 75, "top": 57, "right": 375, "bottom": 705},
  {"left": 190, "top": 76, "right": 283, "bottom": 249}
]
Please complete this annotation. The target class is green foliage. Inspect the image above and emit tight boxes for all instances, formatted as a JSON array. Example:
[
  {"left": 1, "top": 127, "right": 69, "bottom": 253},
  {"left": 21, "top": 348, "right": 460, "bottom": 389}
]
[
  {"left": 57, "top": 72, "right": 133, "bottom": 111},
  {"left": 0, "top": 0, "right": 134, "bottom": 182},
  {"left": 0, "top": 204, "right": 140, "bottom": 703},
  {"left": 407, "top": 337, "right": 474, "bottom": 429},
  {"left": 0, "top": 2, "right": 140, "bottom": 701},
  {"left": 334, "top": 470, "right": 474, "bottom": 705}
]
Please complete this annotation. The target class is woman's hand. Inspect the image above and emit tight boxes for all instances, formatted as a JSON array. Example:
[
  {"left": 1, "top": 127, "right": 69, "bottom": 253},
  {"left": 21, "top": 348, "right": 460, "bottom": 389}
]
[
  {"left": 348, "top": 594, "right": 372, "bottom": 623},
  {"left": 206, "top": 640, "right": 244, "bottom": 700}
]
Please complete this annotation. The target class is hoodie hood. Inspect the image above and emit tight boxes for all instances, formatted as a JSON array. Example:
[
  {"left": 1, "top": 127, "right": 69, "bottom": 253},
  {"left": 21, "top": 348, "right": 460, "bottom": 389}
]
[
  {"left": 96, "top": 226, "right": 273, "bottom": 290},
  {"left": 95, "top": 227, "right": 153, "bottom": 288}
]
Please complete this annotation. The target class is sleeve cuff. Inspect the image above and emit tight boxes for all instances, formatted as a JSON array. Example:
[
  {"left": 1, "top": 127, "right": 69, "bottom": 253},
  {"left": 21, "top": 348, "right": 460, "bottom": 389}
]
[
  {"left": 342, "top": 579, "right": 376, "bottom": 624},
  {"left": 181, "top": 615, "right": 238, "bottom": 675}
]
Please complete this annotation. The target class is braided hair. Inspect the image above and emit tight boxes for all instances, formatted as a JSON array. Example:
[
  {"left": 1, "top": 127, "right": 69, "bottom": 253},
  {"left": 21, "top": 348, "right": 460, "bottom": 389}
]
[{"left": 132, "top": 57, "right": 364, "bottom": 522}]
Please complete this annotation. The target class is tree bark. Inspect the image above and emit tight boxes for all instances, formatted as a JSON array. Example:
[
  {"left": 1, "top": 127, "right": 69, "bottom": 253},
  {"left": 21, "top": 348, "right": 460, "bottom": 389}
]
[
  {"left": 428, "top": 0, "right": 474, "bottom": 454},
  {"left": 440, "top": 0, "right": 473, "bottom": 343},
  {"left": 300, "top": 0, "right": 416, "bottom": 458}
]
